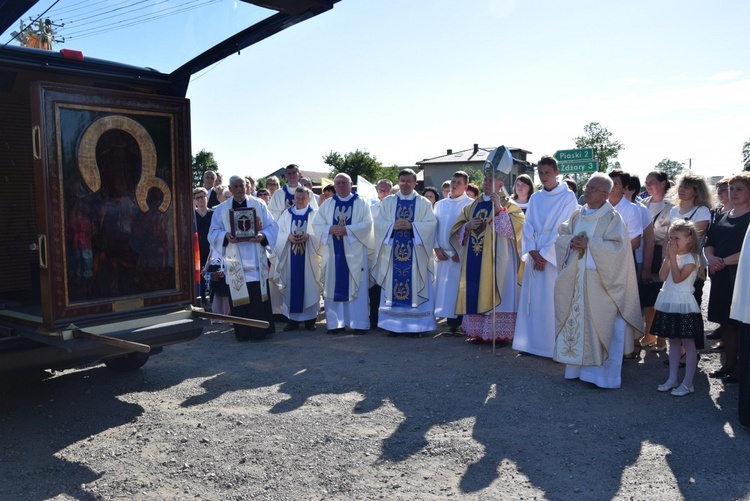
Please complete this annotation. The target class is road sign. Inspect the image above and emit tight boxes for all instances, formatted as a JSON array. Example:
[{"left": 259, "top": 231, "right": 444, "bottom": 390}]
[
  {"left": 558, "top": 160, "right": 598, "bottom": 174},
  {"left": 554, "top": 148, "right": 594, "bottom": 162}
]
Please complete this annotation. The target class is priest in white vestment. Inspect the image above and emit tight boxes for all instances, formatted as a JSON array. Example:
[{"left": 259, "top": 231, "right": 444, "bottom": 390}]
[
  {"left": 433, "top": 171, "right": 473, "bottom": 334},
  {"left": 273, "top": 186, "right": 321, "bottom": 332},
  {"left": 208, "top": 176, "right": 278, "bottom": 341},
  {"left": 373, "top": 169, "right": 438, "bottom": 335},
  {"left": 312, "top": 173, "right": 373, "bottom": 333},
  {"left": 268, "top": 164, "right": 318, "bottom": 220},
  {"left": 267, "top": 164, "right": 318, "bottom": 319},
  {"left": 554, "top": 173, "right": 644, "bottom": 388},
  {"left": 513, "top": 158, "right": 579, "bottom": 357}
]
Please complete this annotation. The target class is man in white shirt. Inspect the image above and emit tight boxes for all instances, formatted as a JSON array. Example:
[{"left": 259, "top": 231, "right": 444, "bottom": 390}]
[{"left": 608, "top": 170, "right": 643, "bottom": 251}]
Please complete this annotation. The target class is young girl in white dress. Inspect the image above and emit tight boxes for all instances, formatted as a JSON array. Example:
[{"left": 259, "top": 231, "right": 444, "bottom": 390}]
[{"left": 651, "top": 220, "right": 704, "bottom": 396}]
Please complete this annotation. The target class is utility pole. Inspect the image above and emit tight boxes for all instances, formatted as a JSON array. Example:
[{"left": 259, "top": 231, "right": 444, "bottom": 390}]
[
  {"left": 10, "top": 18, "right": 61, "bottom": 50},
  {"left": 687, "top": 158, "right": 694, "bottom": 171}
]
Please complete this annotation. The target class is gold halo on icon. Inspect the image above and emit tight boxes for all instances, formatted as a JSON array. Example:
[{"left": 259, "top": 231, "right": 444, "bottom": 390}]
[{"left": 77, "top": 114, "right": 171, "bottom": 213}]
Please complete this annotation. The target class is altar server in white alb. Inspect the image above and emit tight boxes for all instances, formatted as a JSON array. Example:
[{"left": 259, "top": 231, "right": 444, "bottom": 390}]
[
  {"left": 208, "top": 175, "right": 278, "bottom": 341},
  {"left": 312, "top": 173, "right": 374, "bottom": 333},
  {"left": 268, "top": 163, "right": 318, "bottom": 220},
  {"left": 373, "top": 169, "right": 438, "bottom": 335},
  {"left": 513, "top": 156, "right": 579, "bottom": 357},
  {"left": 433, "top": 170, "right": 473, "bottom": 335},
  {"left": 273, "top": 186, "right": 321, "bottom": 332}
]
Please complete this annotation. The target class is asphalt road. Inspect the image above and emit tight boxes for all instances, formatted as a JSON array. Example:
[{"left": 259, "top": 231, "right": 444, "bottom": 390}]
[{"left": 1, "top": 316, "right": 749, "bottom": 500}]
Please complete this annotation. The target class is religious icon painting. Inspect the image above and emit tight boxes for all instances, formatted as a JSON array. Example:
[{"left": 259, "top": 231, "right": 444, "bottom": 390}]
[{"left": 229, "top": 207, "right": 257, "bottom": 241}]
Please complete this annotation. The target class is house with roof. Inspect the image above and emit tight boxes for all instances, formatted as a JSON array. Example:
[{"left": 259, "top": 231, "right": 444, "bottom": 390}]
[{"left": 416, "top": 144, "right": 534, "bottom": 189}]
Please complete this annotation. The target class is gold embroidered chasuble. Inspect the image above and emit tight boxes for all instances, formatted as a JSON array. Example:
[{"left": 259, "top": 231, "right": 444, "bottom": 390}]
[
  {"left": 450, "top": 193, "right": 524, "bottom": 316},
  {"left": 553, "top": 203, "right": 644, "bottom": 366}
]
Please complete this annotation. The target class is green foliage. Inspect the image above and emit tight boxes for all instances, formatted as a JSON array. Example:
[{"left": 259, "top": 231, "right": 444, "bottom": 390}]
[
  {"left": 192, "top": 149, "right": 219, "bottom": 188},
  {"left": 463, "top": 165, "right": 484, "bottom": 186},
  {"left": 378, "top": 165, "right": 401, "bottom": 184},
  {"left": 573, "top": 122, "right": 624, "bottom": 172},
  {"left": 323, "top": 149, "right": 391, "bottom": 183},
  {"left": 654, "top": 158, "right": 686, "bottom": 181},
  {"left": 743, "top": 138, "right": 750, "bottom": 171}
]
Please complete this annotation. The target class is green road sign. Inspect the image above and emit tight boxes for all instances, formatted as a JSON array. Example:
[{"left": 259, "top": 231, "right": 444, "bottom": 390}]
[
  {"left": 554, "top": 148, "right": 594, "bottom": 162},
  {"left": 558, "top": 160, "right": 598, "bottom": 174}
]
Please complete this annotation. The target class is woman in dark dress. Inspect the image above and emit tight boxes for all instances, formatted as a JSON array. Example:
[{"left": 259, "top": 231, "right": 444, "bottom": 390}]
[{"left": 706, "top": 172, "right": 750, "bottom": 383}]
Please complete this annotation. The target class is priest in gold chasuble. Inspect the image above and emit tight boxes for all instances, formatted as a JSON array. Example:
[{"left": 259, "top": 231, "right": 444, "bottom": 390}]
[
  {"left": 553, "top": 173, "right": 644, "bottom": 389},
  {"left": 373, "top": 169, "right": 437, "bottom": 335},
  {"left": 450, "top": 176, "right": 524, "bottom": 342}
]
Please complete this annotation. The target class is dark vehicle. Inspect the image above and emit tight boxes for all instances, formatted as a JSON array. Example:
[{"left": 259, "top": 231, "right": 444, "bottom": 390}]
[{"left": 0, "top": 0, "right": 339, "bottom": 375}]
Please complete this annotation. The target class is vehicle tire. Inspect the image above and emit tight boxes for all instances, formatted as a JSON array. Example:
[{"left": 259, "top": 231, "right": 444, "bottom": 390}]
[{"left": 104, "top": 352, "right": 150, "bottom": 372}]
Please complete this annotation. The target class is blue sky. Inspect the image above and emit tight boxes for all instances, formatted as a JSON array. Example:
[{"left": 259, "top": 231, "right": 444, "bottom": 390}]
[{"left": 6, "top": 0, "right": 750, "bottom": 181}]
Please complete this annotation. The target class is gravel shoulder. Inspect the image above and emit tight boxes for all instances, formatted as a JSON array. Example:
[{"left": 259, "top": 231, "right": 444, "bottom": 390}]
[{"left": 1, "top": 315, "right": 749, "bottom": 500}]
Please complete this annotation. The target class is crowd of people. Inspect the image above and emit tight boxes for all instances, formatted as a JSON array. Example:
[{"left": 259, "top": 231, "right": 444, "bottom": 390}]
[{"left": 194, "top": 161, "right": 750, "bottom": 426}]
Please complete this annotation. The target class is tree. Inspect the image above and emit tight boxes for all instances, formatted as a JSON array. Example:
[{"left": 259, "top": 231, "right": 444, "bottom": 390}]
[
  {"left": 743, "top": 138, "right": 750, "bottom": 171},
  {"left": 654, "top": 158, "right": 685, "bottom": 181},
  {"left": 323, "top": 149, "right": 384, "bottom": 182},
  {"left": 192, "top": 149, "right": 219, "bottom": 188},
  {"left": 463, "top": 165, "right": 484, "bottom": 187},
  {"left": 573, "top": 122, "right": 624, "bottom": 172}
]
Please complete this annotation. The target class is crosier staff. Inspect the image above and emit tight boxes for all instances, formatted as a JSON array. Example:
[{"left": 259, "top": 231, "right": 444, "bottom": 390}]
[{"left": 483, "top": 146, "right": 514, "bottom": 353}]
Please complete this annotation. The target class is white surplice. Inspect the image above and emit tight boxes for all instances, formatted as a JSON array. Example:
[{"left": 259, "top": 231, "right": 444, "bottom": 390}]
[
  {"left": 512, "top": 183, "right": 579, "bottom": 357},
  {"left": 433, "top": 192, "right": 472, "bottom": 319}
]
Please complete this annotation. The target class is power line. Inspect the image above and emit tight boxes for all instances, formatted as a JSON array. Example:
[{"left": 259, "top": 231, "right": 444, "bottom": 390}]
[
  {"left": 47, "top": 0, "right": 113, "bottom": 17},
  {"left": 62, "top": 0, "right": 151, "bottom": 26},
  {"left": 63, "top": 0, "right": 221, "bottom": 40},
  {"left": 190, "top": 57, "right": 226, "bottom": 83}
]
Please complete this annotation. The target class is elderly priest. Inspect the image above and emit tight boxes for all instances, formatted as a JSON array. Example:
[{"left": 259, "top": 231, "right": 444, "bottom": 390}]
[{"left": 209, "top": 175, "right": 278, "bottom": 341}]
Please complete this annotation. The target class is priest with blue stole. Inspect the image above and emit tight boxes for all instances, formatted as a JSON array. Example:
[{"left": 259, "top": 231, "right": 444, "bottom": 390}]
[
  {"left": 273, "top": 186, "right": 321, "bottom": 332},
  {"left": 450, "top": 174, "right": 524, "bottom": 343},
  {"left": 373, "top": 169, "right": 438, "bottom": 335},
  {"left": 209, "top": 175, "right": 278, "bottom": 341},
  {"left": 312, "top": 173, "right": 374, "bottom": 333}
]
